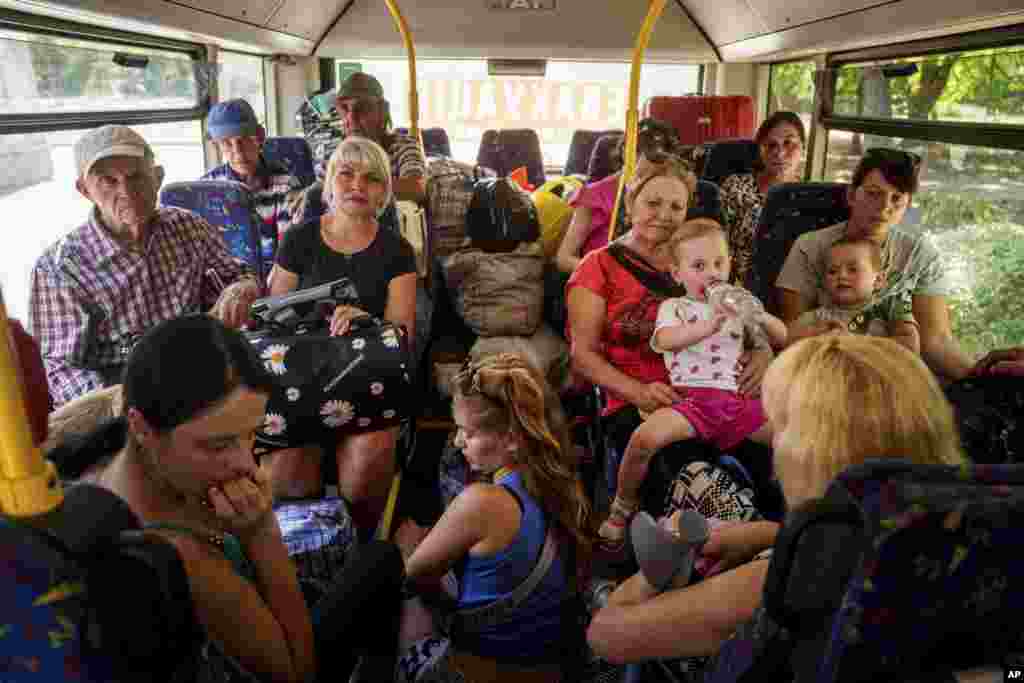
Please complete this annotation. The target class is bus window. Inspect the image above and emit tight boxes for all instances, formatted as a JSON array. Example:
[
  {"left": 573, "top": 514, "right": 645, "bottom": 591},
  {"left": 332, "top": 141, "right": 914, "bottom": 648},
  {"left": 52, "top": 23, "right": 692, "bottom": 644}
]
[
  {"left": 824, "top": 39, "right": 1024, "bottom": 358},
  {"left": 768, "top": 60, "right": 816, "bottom": 136},
  {"left": 336, "top": 59, "right": 701, "bottom": 167},
  {"left": 831, "top": 45, "right": 1024, "bottom": 125},
  {"left": 0, "top": 29, "right": 198, "bottom": 114},
  {"left": 827, "top": 140, "right": 1024, "bottom": 359},
  {"left": 218, "top": 51, "right": 267, "bottom": 128}
]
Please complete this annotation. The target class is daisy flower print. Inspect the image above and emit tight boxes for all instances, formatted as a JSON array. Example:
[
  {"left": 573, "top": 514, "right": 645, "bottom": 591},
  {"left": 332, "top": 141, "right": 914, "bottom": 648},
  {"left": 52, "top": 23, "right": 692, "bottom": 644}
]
[
  {"left": 263, "top": 413, "right": 287, "bottom": 436},
  {"left": 381, "top": 328, "right": 400, "bottom": 349},
  {"left": 261, "top": 344, "right": 289, "bottom": 375},
  {"left": 321, "top": 400, "right": 355, "bottom": 428}
]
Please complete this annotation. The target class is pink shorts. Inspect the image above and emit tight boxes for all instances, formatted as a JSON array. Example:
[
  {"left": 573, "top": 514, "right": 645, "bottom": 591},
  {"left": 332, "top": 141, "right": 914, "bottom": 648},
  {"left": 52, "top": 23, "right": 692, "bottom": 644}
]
[{"left": 671, "top": 387, "right": 766, "bottom": 452}]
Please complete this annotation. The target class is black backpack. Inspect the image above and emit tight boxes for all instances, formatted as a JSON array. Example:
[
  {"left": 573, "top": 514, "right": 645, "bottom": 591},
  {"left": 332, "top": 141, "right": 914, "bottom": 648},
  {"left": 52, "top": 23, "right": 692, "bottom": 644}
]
[{"left": 465, "top": 176, "right": 540, "bottom": 252}]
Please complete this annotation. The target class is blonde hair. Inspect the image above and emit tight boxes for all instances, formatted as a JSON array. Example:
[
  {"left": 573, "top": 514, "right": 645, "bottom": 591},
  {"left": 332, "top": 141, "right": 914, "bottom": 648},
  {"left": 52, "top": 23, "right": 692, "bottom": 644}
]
[
  {"left": 763, "top": 335, "right": 965, "bottom": 506},
  {"left": 452, "top": 353, "right": 597, "bottom": 570},
  {"left": 664, "top": 217, "right": 727, "bottom": 265},
  {"left": 322, "top": 136, "right": 393, "bottom": 217}
]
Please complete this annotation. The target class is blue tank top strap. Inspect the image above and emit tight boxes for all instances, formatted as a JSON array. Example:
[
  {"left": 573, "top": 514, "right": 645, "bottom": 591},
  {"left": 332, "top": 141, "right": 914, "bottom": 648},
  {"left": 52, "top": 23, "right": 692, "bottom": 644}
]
[{"left": 143, "top": 522, "right": 249, "bottom": 578}]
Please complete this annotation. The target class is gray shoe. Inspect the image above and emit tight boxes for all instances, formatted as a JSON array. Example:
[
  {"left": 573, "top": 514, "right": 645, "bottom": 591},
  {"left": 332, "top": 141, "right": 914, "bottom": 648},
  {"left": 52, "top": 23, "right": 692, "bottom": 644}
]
[{"left": 631, "top": 509, "right": 710, "bottom": 593}]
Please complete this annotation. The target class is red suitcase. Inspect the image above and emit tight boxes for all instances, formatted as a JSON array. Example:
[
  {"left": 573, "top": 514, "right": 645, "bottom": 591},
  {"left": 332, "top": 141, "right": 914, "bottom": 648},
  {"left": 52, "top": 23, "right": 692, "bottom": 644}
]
[{"left": 643, "top": 96, "right": 756, "bottom": 146}]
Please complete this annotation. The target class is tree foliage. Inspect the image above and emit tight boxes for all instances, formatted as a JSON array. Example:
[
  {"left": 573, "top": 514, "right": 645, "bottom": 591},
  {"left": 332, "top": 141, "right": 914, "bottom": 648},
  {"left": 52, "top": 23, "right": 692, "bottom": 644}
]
[{"left": 27, "top": 39, "right": 194, "bottom": 99}]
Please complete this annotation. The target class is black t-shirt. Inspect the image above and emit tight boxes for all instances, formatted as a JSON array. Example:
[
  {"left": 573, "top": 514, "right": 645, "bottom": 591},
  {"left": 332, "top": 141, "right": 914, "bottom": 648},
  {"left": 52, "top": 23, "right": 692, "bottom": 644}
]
[{"left": 276, "top": 219, "right": 416, "bottom": 319}]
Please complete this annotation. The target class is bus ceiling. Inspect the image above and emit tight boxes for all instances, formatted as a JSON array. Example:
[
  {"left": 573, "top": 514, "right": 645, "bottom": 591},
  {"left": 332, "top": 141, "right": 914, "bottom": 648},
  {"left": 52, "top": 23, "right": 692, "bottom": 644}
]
[{"left": 0, "top": 0, "right": 1022, "bottom": 62}]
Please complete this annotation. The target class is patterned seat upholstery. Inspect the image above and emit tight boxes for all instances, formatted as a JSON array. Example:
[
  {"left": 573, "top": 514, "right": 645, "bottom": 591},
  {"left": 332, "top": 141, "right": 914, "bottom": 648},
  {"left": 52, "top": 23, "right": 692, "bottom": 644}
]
[
  {"left": 708, "top": 459, "right": 1024, "bottom": 683},
  {"left": 586, "top": 133, "right": 624, "bottom": 182},
  {"left": 159, "top": 180, "right": 268, "bottom": 280},
  {"left": 689, "top": 179, "right": 722, "bottom": 222},
  {"left": 701, "top": 139, "right": 759, "bottom": 187},
  {"left": 946, "top": 375, "right": 1024, "bottom": 465},
  {"left": 395, "top": 127, "right": 451, "bottom": 158},
  {"left": 476, "top": 129, "right": 546, "bottom": 189},
  {"left": 747, "top": 182, "right": 849, "bottom": 316},
  {"left": 1, "top": 516, "right": 115, "bottom": 680},
  {"left": 263, "top": 137, "right": 317, "bottom": 188},
  {"left": 422, "top": 127, "right": 452, "bottom": 158},
  {"left": 564, "top": 129, "right": 622, "bottom": 177}
]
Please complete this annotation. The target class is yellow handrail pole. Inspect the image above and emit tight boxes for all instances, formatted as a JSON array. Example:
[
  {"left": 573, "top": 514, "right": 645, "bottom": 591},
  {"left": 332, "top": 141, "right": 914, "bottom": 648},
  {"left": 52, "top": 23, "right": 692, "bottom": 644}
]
[
  {"left": 383, "top": 0, "right": 423, "bottom": 153},
  {"left": 608, "top": 0, "right": 668, "bottom": 243},
  {"left": 378, "top": 0, "right": 418, "bottom": 540},
  {"left": 0, "top": 287, "right": 61, "bottom": 517}
]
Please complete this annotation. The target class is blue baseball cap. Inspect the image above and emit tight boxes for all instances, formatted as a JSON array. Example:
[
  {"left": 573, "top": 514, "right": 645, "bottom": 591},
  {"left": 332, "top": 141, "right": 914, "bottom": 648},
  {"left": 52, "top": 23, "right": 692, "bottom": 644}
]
[{"left": 207, "top": 98, "right": 262, "bottom": 140}]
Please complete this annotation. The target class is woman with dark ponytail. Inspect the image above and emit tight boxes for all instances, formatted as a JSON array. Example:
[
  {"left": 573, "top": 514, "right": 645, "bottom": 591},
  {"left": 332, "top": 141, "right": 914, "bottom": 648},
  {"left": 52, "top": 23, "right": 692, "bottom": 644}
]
[{"left": 401, "top": 352, "right": 596, "bottom": 681}]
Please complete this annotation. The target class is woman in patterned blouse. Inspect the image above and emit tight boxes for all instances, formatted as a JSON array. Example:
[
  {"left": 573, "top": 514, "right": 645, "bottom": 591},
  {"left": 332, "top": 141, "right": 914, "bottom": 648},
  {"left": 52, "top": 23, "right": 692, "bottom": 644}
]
[{"left": 718, "top": 112, "right": 806, "bottom": 288}]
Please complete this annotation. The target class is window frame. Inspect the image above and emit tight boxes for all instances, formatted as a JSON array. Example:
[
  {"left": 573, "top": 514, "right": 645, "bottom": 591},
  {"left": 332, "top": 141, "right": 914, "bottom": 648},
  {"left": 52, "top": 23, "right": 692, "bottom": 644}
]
[
  {"left": 0, "top": 7, "right": 207, "bottom": 135},
  {"left": 820, "top": 24, "right": 1024, "bottom": 151}
]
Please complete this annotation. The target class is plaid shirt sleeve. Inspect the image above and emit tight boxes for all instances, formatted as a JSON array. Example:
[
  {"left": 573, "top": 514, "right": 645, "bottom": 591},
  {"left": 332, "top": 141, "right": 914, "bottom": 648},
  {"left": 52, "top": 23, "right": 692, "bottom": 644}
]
[
  {"left": 28, "top": 255, "right": 104, "bottom": 407},
  {"left": 191, "top": 214, "right": 258, "bottom": 307}
]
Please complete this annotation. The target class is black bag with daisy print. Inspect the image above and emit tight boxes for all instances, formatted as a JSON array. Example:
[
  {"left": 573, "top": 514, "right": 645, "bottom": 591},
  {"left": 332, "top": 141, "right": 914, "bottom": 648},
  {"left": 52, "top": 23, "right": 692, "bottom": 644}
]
[{"left": 245, "top": 316, "right": 414, "bottom": 454}]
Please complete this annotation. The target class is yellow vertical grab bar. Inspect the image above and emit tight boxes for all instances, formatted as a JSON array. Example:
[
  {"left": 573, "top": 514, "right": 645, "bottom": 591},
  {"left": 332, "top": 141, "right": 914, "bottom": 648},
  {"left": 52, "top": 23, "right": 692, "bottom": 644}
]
[
  {"left": 379, "top": 0, "right": 418, "bottom": 540},
  {"left": 0, "top": 287, "right": 61, "bottom": 517},
  {"left": 383, "top": 0, "right": 423, "bottom": 152},
  {"left": 609, "top": 0, "right": 668, "bottom": 243}
]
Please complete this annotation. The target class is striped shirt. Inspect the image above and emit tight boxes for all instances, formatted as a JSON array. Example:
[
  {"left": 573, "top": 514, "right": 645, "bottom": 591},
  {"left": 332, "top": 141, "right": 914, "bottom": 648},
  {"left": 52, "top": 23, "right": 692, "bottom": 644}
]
[
  {"left": 386, "top": 133, "right": 426, "bottom": 179},
  {"left": 29, "top": 207, "right": 248, "bottom": 407},
  {"left": 202, "top": 157, "right": 305, "bottom": 240}
]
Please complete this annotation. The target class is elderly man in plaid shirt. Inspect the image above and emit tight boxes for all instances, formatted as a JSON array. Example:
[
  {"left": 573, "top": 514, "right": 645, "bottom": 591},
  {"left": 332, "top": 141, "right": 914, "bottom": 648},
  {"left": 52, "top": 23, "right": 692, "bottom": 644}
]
[{"left": 29, "top": 125, "right": 261, "bottom": 408}]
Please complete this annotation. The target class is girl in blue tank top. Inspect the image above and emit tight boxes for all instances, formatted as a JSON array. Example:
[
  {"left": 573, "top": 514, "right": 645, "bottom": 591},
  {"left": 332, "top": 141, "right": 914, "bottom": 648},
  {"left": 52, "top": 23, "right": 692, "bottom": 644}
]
[{"left": 403, "top": 352, "right": 599, "bottom": 682}]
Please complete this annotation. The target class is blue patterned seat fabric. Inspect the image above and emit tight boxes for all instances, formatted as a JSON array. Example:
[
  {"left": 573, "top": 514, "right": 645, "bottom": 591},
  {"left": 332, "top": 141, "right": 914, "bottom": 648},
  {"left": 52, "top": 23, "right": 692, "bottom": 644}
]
[
  {"left": 586, "top": 133, "right": 624, "bottom": 182},
  {"left": 159, "top": 180, "right": 268, "bottom": 280},
  {"left": 476, "top": 129, "right": 547, "bottom": 189},
  {"left": 263, "top": 137, "right": 317, "bottom": 188},
  {"left": 701, "top": 139, "right": 759, "bottom": 187},
  {"left": 746, "top": 182, "right": 849, "bottom": 316},
  {"left": 422, "top": 128, "right": 452, "bottom": 159},
  {"left": 565, "top": 129, "right": 623, "bottom": 178},
  {"left": 818, "top": 460, "right": 1024, "bottom": 681},
  {"left": 689, "top": 180, "right": 722, "bottom": 222},
  {"left": 708, "top": 459, "right": 1024, "bottom": 683},
  {"left": 1, "top": 518, "right": 115, "bottom": 681},
  {"left": 945, "top": 375, "right": 1024, "bottom": 465}
]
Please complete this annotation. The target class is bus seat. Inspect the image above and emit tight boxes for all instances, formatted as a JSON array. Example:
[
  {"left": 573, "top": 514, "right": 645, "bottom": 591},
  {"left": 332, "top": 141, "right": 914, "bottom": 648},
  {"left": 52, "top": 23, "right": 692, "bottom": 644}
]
[
  {"left": 701, "top": 139, "right": 759, "bottom": 187},
  {"left": 945, "top": 374, "right": 1024, "bottom": 465},
  {"left": 160, "top": 180, "right": 272, "bottom": 281},
  {"left": 587, "top": 133, "right": 624, "bottom": 182},
  {"left": 476, "top": 129, "right": 546, "bottom": 190},
  {"left": 476, "top": 129, "right": 501, "bottom": 174},
  {"left": 397, "top": 127, "right": 451, "bottom": 158},
  {"left": 688, "top": 179, "right": 722, "bottom": 222},
  {"left": 747, "top": 182, "right": 849, "bottom": 316},
  {"left": 263, "top": 137, "right": 316, "bottom": 188},
  {"left": 707, "top": 459, "right": 1024, "bottom": 683},
  {"left": 422, "top": 127, "right": 452, "bottom": 158},
  {"left": 565, "top": 129, "right": 622, "bottom": 177}
]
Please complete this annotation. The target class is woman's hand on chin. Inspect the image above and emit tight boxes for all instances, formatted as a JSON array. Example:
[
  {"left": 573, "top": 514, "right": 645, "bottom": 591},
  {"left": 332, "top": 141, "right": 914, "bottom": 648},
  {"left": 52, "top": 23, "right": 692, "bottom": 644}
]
[{"left": 207, "top": 463, "right": 277, "bottom": 543}]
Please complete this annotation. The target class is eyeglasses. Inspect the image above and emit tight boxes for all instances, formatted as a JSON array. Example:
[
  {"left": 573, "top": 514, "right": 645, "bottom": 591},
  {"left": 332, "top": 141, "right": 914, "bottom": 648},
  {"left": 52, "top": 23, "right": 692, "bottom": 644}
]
[{"left": 863, "top": 147, "right": 922, "bottom": 172}]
